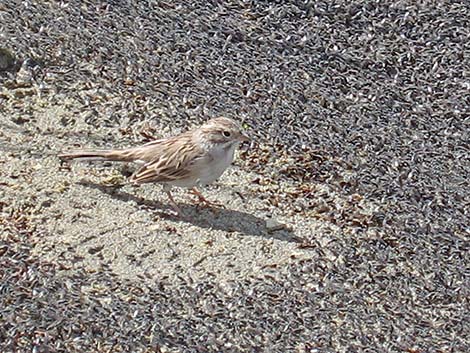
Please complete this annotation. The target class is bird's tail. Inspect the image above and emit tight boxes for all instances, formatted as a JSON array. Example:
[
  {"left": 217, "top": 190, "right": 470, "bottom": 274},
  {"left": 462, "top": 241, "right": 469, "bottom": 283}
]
[{"left": 58, "top": 148, "right": 137, "bottom": 163}]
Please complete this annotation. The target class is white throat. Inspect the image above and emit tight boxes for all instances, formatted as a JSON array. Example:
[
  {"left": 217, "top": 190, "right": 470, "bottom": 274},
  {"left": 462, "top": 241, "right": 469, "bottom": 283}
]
[{"left": 198, "top": 141, "right": 238, "bottom": 185}]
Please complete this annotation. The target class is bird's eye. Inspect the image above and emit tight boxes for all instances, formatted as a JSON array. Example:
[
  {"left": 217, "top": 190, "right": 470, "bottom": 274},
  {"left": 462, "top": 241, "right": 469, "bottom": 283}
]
[{"left": 222, "top": 131, "right": 231, "bottom": 137}]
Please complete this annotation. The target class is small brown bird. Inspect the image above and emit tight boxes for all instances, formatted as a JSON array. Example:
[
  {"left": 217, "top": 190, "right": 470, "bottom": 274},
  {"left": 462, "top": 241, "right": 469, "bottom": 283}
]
[{"left": 59, "top": 117, "right": 249, "bottom": 215}]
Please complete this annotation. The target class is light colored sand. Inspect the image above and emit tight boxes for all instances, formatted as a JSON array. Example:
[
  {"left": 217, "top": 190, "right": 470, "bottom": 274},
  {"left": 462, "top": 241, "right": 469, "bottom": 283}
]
[{"left": 1, "top": 98, "right": 379, "bottom": 285}]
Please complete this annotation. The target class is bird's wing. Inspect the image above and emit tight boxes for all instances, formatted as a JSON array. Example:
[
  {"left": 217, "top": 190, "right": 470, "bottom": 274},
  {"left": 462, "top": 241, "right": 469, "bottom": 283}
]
[{"left": 129, "top": 134, "right": 207, "bottom": 184}]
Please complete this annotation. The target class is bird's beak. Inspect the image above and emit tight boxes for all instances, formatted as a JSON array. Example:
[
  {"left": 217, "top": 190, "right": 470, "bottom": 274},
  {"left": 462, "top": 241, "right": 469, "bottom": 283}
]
[{"left": 239, "top": 133, "right": 250, "bottom": 142}]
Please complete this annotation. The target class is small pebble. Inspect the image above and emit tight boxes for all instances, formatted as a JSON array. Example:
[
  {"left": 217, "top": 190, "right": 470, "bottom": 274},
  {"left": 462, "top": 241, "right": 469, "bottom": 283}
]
[{"left": 265, "top": 218, "right": 289, "bottom": 233}]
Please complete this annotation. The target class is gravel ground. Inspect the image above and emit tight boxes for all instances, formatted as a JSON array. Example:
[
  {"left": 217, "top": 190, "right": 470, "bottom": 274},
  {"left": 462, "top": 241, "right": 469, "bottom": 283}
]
[{"left": 1, "top": 0, "right": 469, "bottom": 352}]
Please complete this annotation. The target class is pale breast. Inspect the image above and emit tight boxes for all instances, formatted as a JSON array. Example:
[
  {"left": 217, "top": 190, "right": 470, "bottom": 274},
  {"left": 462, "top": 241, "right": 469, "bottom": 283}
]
[
  {"left": 197, "top": 143, "right": 237, "bottom": 185},
  {"left": 163, "top": 142, "right": 238, "bottom": 188}
]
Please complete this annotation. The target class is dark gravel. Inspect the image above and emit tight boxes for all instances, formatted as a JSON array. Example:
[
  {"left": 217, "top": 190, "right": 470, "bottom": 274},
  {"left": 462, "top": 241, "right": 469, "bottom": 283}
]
[{"left": 1, "top": 0, "right": 469, "bottom": 352}]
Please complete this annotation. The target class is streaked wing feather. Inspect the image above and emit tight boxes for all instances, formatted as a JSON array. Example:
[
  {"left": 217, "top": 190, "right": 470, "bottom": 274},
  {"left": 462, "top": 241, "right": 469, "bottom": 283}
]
[{"left": 130, "top": 134, "right": 204, "bottom": 184}]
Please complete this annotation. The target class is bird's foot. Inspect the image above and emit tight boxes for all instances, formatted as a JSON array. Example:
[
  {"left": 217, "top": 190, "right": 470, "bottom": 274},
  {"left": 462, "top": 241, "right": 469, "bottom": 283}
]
[{"left": 189, "top": 188, "right": 225, "bottom": 210}]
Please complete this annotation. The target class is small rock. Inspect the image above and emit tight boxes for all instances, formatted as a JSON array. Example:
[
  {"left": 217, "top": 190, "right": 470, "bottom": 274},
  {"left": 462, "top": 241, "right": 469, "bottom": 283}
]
[
  {"left": 148, "top": 224, "right": 161, "bottom": 232},
  {"left": 265, "top": 218, "right": 290, "bottom": 233},
  {"left": 88, "top": 246, "right": 104, "bottom": 255},
  {"left": 0, "top": 47, "right": 15, "bottom": 71}
]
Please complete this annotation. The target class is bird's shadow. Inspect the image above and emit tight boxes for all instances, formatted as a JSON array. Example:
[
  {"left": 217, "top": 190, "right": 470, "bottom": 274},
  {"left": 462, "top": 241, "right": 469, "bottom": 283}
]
[{"left": 77, "top": 181, "right": 300, "bottom": 242}]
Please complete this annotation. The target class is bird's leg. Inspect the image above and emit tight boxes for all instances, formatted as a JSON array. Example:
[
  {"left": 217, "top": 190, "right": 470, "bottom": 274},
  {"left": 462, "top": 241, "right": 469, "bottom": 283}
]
[
  {"left": 189, "top": 187, "right": 225, "bottom": 209},
  {"left": 165, "top": 189, "right": 182, "bottom": 215},
  {"left": 189, "top": 187, "right": 210, "bottom": 204}
]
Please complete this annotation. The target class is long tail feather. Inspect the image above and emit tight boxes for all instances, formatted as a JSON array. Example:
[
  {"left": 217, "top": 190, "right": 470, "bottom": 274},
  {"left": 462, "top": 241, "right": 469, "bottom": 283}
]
[{"left": 58, "top": 149, "right": 135, "bottom": 162}]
